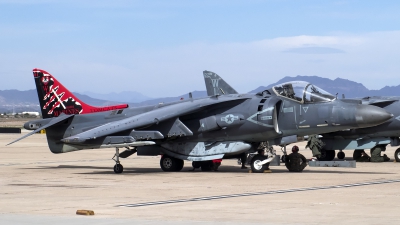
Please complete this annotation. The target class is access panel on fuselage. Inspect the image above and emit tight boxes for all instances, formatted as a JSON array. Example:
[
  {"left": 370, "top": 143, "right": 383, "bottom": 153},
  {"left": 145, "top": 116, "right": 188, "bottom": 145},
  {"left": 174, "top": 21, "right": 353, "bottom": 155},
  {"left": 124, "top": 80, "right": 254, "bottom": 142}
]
[{"left": 276, "top": 99, "right": 298, "bottom": 133}]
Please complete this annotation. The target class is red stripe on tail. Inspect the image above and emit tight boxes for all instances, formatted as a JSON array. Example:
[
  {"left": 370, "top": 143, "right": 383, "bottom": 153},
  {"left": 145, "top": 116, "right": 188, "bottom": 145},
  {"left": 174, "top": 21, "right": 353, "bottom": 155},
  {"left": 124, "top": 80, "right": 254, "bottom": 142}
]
[{"left": 33, "top": 68, "right": 128, "bottom": 118}]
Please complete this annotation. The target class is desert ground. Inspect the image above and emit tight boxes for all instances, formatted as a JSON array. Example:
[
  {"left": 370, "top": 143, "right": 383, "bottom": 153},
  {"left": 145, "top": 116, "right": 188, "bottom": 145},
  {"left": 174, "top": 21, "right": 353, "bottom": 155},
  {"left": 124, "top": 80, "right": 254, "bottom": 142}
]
[{"left": 0, "top": 129, "right": 399, "bottom": 224}]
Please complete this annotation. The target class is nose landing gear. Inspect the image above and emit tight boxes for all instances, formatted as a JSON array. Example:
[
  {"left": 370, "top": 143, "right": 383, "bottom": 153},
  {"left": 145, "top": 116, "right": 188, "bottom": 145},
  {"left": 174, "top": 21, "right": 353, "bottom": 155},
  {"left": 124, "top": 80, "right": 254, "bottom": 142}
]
[{"left": 112, "top": 147, "right": 124, "bottom": 174}]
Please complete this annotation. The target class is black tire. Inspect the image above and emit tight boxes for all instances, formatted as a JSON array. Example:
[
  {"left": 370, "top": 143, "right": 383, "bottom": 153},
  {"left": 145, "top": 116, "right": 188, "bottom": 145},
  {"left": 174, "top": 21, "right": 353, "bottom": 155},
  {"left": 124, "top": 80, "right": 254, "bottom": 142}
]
[
  {"left": 281, "top": 155, "right": 287, "bottom": 163},
  {"left": 327, "top": 150, "right": 335, "bottom": 160},
  {"left": 192, "top": 161, "right": 201, "bottom": 169},
  {"left": 250, "top": 155, "right": 268, "bottom": 173},
  {"left": 113, "top": 164, "right": 123, "bottom": 174},
  {"left": 200, "top": 161, "right": 213, "bottom": 171},
  {"left": 175, "top": 159, "right": 184, "bottom": 171},
  {"left": 395, "top": 148, "right": 400, "bottom": 162},
  {"left": 337, "top": 151, "right": 345, "bottom": 160},
  {"left": 160, "top": 155, "right": 177, "bottom": 172},
  {"left": 317, "top": 149, "right": 335, "bottom": 161},
  {"left": 353, "top": 150, "right": 363, "bottom": 160}
]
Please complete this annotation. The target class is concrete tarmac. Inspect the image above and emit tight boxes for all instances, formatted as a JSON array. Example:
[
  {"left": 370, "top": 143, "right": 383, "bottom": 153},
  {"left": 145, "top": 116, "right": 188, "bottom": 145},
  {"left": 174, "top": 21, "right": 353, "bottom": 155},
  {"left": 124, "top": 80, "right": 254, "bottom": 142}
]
[{"left": 1, "top": 133, "right": 400, "bottom": 224}]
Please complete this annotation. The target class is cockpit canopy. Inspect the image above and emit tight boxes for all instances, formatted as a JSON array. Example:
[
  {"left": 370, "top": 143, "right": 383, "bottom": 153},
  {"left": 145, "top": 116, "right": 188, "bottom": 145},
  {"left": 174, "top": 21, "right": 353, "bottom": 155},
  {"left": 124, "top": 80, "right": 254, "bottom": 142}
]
[{"left": 272, "top": 81, "right": 335, "bottom": 103}]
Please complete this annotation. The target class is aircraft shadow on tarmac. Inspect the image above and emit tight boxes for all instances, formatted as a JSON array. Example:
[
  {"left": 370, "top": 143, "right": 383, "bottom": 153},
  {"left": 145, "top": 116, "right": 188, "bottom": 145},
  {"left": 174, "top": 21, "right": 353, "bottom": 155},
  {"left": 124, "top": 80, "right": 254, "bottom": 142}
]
[{"left": 20, "top": 164, "right": 395, "bottom": 175}]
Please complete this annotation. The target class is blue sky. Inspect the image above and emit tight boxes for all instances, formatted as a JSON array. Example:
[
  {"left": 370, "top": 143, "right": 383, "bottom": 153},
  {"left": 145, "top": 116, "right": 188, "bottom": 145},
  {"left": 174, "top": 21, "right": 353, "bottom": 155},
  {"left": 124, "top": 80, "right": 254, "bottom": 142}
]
[{"left": 1, "top": 0, "right": 400, "bottom": 97}]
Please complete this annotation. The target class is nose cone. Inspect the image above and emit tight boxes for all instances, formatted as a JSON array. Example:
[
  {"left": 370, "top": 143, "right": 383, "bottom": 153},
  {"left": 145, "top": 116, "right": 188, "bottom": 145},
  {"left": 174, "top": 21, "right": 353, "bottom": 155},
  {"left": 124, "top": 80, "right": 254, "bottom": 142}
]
[{"left": 355, "top": 104, "right": 393, "bottom": 128}]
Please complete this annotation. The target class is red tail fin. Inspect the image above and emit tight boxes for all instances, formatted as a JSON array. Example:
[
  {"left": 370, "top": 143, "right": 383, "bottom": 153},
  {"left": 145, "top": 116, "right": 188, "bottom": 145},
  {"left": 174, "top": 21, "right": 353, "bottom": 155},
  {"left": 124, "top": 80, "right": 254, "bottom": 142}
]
[{"left": 33, "top": 68, "right": 128, "bottom": 118}]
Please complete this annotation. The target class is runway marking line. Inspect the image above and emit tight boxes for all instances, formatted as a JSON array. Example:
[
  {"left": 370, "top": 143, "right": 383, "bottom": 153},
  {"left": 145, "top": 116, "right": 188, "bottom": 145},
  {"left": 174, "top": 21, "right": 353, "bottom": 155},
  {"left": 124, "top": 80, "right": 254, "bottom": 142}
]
[{"left": 117, "top": 179, "right": 400, "bottom": 208}]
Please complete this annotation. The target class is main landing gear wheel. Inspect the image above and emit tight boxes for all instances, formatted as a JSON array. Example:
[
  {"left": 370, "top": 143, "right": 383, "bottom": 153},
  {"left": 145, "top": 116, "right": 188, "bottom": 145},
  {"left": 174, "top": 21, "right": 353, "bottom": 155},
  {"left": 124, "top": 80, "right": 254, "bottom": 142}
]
[
  {"left": 160, "top": 155, "right": 184, "bottom": 172},
  {"left": 281, "top": 155, "right": 287, "bottom": 163},
  {"left": 317, "top": 149, "right": 335, "bottom": 161},
  {"left": 250, "top": 155, "right": 268, "bottom": 173},
  {"left": 192, "top": 161, "right": 201, "bottom": 169},
  {"left": 175, "top": 158, "right": 184, "bottom": 171},
  {"left": 395, "top": 148, "right": 400, "bottom": 162},
  {"left": 113, "top": 164, "right": 123, "bottom": 174},
  {"left": 200, "top": 161, "right": 213, "bottom": 171},
  {"left": 337, "top": 151, "right": 345, "bottom": 160}
]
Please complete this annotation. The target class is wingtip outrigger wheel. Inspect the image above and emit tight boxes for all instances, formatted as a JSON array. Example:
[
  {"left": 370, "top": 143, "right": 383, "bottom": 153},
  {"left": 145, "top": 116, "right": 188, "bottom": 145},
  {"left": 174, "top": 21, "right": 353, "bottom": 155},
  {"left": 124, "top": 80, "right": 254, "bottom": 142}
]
[{"left": 112, "top": 147, "right": 123, "bottom": 174}]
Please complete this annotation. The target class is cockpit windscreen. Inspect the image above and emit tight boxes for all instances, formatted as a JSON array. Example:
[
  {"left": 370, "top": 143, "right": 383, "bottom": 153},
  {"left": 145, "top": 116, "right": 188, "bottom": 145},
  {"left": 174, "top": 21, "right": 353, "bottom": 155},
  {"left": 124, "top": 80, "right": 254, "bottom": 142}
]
[
  {"left": 273, "top": 81, "right": 335, "bottom": 103},
  {"left": 304, "top": 84, "right": 335, "bottom": 103}
]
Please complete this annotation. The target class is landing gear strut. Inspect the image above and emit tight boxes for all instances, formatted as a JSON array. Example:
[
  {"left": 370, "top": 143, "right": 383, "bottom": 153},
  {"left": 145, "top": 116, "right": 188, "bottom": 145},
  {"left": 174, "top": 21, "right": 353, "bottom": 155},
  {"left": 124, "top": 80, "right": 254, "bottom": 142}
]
[
  {"left": 281, "top": 145, "right": 288, "bottom": 163},
  {"left": 112, "top": 147, "right": 124, "bottom": 174}
]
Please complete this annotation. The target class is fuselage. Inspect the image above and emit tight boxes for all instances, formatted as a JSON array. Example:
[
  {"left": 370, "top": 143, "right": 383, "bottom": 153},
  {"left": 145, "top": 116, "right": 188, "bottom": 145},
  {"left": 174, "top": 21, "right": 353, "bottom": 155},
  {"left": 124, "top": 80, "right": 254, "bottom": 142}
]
[
  {"left": 25, "top": 89, "right": 392, "bottom": 154},
  {"left": 321, "top": 96, "right": 400, "bottom": 151}
]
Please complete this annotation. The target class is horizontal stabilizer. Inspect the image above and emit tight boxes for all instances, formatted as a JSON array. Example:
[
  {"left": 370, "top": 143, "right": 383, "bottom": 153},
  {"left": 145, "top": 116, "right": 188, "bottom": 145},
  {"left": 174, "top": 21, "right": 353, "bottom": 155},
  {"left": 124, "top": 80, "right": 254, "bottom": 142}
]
[{"left": 6, "top": 114, "right": 74, "bottom": 146}]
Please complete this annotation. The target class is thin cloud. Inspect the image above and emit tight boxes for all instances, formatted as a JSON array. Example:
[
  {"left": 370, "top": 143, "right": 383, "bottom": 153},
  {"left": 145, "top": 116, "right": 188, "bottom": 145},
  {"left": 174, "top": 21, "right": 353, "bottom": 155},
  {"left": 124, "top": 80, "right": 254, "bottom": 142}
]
[
  {"left": 283, "top": 47, "right": 345, "bottom": 54},
  {"left": 1, "top": 31, "right": 400, "bottom": 97}
]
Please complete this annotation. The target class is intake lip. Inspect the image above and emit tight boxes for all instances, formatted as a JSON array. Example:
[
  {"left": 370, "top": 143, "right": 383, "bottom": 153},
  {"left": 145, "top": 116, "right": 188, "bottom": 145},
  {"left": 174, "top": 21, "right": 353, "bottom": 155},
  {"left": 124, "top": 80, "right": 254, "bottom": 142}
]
[{"left": 355, "top": 104, "right": 393, "bottom": 128}]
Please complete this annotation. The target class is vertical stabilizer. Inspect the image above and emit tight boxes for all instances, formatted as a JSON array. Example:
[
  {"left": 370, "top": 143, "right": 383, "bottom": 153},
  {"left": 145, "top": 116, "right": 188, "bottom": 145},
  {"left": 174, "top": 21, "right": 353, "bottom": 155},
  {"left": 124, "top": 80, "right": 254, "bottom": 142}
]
[
  {"left": 203, "top": 70, "right": 238, "bottom": 96},
  {"left": 33, "top": 68, "right": 129, "bottom": 118}
]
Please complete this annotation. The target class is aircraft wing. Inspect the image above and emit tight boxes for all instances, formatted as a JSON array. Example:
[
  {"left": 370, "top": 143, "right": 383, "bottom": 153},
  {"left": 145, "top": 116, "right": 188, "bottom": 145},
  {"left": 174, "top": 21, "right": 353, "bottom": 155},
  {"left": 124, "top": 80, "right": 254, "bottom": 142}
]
[
  {"left": 61, "top": 96, "right": 249, "bottom": 144},
  {"left": 362, "top": 97, "right": 398, "bottom": 107}
]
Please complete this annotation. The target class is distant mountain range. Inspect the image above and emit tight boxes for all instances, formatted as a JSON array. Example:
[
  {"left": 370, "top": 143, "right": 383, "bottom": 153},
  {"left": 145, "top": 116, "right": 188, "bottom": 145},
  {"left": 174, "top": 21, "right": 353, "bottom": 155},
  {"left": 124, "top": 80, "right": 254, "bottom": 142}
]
[
  {"left": 82, "top": 91, "right": 153, "bottom": 103},
  {"left": 250, "top": 76, "right": 371, "bottom": 98},
  {"left": 2, "top": 75, "right": 400, "bottom": 113}
]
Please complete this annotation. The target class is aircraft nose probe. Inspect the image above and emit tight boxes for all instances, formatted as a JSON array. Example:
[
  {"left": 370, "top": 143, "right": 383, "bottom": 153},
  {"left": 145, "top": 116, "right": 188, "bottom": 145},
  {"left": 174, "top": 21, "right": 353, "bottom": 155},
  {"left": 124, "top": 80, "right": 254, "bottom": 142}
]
[{"left": 355, "top": 104, "right": 393, "bottom": 128}]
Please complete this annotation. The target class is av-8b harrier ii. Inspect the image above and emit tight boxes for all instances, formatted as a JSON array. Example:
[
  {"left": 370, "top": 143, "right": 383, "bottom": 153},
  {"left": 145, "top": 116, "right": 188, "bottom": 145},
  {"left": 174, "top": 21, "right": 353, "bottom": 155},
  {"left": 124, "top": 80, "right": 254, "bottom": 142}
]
[
  {"left": 204, "top": 71, "right": 400, "bottom": 162},
  {"left": 8, "top": 69, "right": 392, "bottom": 173},
  {"left": 308, "top": 96, "right": 400, "bottom": 162}
]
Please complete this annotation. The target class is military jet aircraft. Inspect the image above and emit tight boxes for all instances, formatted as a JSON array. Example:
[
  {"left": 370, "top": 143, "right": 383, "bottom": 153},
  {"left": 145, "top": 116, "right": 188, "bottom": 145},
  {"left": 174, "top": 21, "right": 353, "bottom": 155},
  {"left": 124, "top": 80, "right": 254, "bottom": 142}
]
[
  {"left": 7, "top": 69, "right": 392, "bottom": 173},
  {"left": 204, "top": 71, "right": 400, "bottom": 162},
  {"left": 308, "top": 96, "right": 400, "bottom": 162}
]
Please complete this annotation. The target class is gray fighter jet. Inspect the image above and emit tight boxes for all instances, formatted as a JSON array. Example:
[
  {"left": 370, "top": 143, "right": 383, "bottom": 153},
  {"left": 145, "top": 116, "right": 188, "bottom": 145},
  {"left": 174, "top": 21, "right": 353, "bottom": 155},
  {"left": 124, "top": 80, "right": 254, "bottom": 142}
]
[
  {"left": 312, "top": 96, "right": 400, "bottom": 162},
  {"left": 8, "top": 69, "right": 392, "bottom": 173},
  {"left": 204, "top": 71, "right": 400, "bottom": 162}
]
